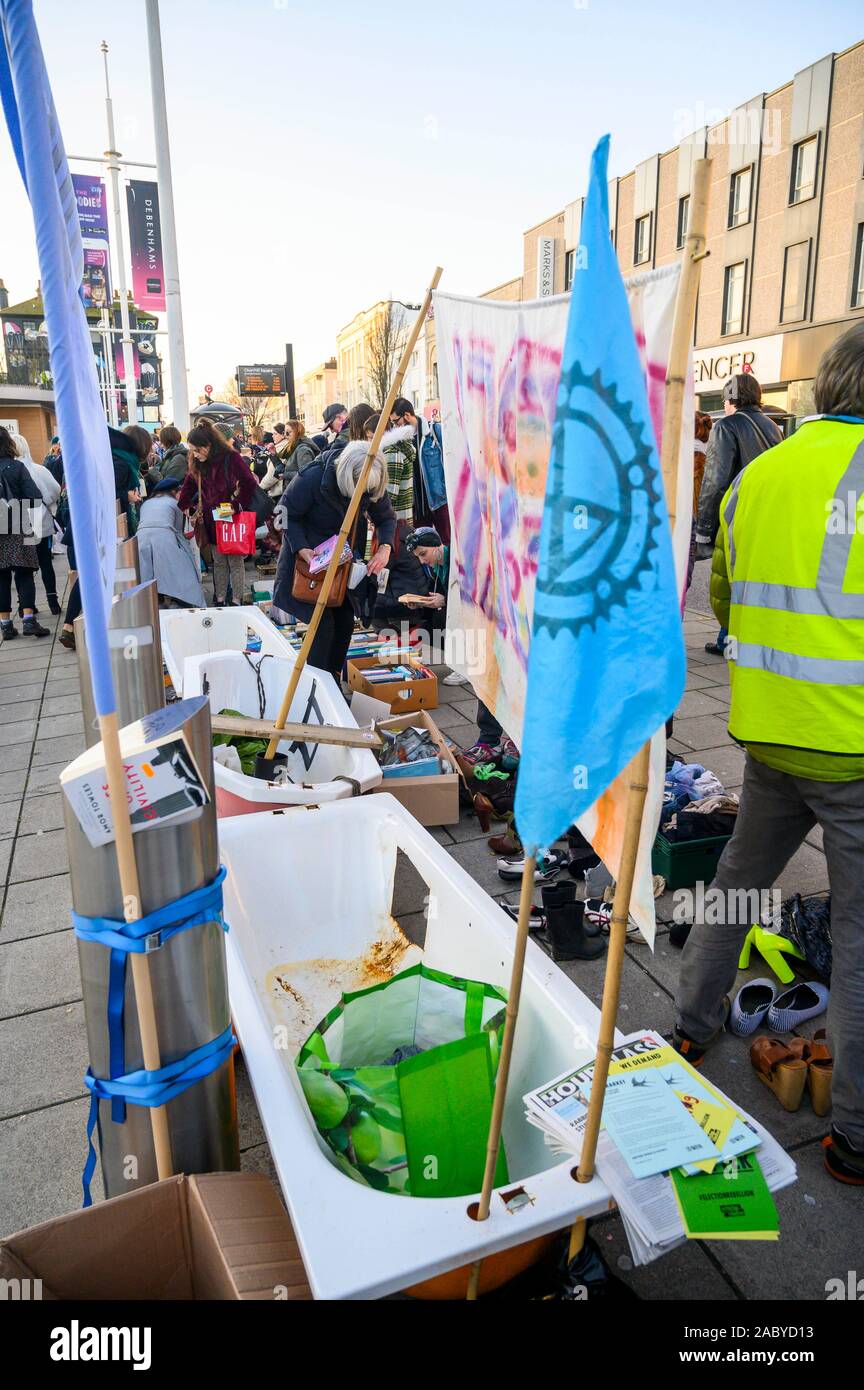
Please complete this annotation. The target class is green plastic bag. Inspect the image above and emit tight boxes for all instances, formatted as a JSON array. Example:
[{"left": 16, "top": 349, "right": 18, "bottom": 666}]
[
  {"left": 211, "top": 707, "right": 267, "bottom": 776},
  {"left": 297, "top": 964, "right": 509, "bottom": 1198}
]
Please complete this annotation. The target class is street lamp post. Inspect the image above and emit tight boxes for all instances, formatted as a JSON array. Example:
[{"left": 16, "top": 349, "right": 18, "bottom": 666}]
[
  {"left": 144, "top": 0, "right": 190, "bottom": 432},
  {"left": 101, "top": 41, "right": 138, "bottom": 428}
]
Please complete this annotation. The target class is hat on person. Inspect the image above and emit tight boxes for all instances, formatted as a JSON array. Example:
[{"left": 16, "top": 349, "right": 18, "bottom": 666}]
[
  {"left": 323, "top": 402, "right": 347, "bottom": 427},
  {"left": 149, "top": 476, "right": 182, "bottom": 495},
  {"left": 405, "top": 526, "right": 443, "bottom": 553},
  {"left": 51, "top": 436, "right": 60, "bottom": 445}
]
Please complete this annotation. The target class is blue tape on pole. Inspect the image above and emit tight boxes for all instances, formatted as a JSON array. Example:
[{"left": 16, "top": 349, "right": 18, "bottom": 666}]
[
  {"left": 81, "top": 1026, "right": 236, "bottom": 1208},
  {"left": 73, "top": 868, "right": 230, "bottom": 1205}
]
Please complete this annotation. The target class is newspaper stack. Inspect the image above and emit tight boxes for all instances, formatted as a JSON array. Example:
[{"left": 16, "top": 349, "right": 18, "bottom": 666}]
[{"left": 524, "top": 1030, "right": 797, "bottom": 1265}]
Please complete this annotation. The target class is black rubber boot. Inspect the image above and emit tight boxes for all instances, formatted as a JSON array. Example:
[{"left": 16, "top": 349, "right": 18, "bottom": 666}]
[
  {"left": 540, "top": 884, "right": 606, "bottom": 962},
  {"left": 542, "top": 878, "right": 602, "bottom": 937}
]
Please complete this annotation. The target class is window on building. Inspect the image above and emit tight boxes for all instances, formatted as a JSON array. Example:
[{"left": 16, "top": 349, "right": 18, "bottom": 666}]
[
  {"left": 852, "top": 224, "right": 864, "bottom": 309},
  {"left": 564, "top": 248, "right": 575, "bottom": 291},
  {"left": 728, "top": 167, "right": 753, "bottom": 228},
  {"left": 790, "top": 137, "right": 818, "bottom": 205},
  {"left": 676, "top": 196, "right": 690, "bottom": 250},
  {"left": 780, "top": 241, "right": 811, "bottom": 323},
  {"left": 722, "top": 262, "right": 746, "bottom": 336},
  {"left": 634, "top": 214, "right": 651, "bottom": 265}
]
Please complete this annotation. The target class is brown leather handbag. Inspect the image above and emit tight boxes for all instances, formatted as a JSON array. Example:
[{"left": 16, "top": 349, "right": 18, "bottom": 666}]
[{"left": 292, "top": 518, "right": 358, "bottom": 607}]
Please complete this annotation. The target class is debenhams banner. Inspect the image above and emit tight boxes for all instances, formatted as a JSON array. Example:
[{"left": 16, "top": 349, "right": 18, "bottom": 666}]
[{"left": 126, "top": 180, "right": 165, "bottom": 313}]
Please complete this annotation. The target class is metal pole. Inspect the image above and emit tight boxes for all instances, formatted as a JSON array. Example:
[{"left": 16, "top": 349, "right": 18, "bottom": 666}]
[
  {"left": 101, "top": 312, "right": 119, "bottom": 427},
  {"left": 101, "top": 41, "right": 138, "bottom": 426},
  {"left": 75, "top": 580, "right": 166, "bottom": 748},
  {"left": 144, "top": 0, "right": 190, "bottom": 432},
  {"left": 115, "top": 536, "right": 140, "bottom": 595},
  {"left": 64, "top": 695, "right": 239, "bottom": 1198}
]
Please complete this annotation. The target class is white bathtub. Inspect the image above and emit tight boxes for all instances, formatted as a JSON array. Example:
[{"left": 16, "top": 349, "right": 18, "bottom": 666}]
[
  {"left": 159, "top": 607, "right": 382, "bottom": 814},
  {"left": 219, "top": 796, "right": 614, "bottom": 1299},
  {"left": 159, "top": 605, "right": 295, "bottom": 696}
]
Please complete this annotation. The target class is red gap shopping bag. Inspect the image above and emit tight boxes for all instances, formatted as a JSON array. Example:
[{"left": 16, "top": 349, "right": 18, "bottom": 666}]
[{"left": 215, "top": 512, "right": 256, "bottom": 555}]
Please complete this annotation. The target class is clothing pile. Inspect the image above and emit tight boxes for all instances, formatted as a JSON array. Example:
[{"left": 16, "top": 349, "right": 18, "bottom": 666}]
[{"left": 661, "top": 761, "right": 739, "bottom": 841}]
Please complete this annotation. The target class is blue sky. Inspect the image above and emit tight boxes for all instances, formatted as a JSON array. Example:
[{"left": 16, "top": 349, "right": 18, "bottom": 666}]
[{"left": 2, "top": 0, "right": 862, "bottom": 412}]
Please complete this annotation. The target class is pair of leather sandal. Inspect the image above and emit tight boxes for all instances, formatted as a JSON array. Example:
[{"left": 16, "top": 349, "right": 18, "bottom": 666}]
[{"left": 750, "top": 1030, "right": 833, "bottom": 1114}]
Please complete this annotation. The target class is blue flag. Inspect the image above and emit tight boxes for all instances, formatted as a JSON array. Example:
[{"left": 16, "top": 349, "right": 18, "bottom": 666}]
[
  {"left": 515, "top": 136, "right": 685, "bottom": 852},
  {"left": 1, "top": 0, "right": 117, "bottom": 716}
]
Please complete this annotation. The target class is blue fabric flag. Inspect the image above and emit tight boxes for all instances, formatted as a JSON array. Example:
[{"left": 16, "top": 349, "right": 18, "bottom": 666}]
[
  {"left": 1, "top": 0, "right": 117, "bottom": 716},
  {"left": 515, "top": 136, "right": 685, "bottom": 852}
]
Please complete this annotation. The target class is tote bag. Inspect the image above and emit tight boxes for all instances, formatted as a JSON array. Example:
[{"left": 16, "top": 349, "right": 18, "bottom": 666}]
[{"left": 215, "top": 511, "right": 256, "bottom": 555}]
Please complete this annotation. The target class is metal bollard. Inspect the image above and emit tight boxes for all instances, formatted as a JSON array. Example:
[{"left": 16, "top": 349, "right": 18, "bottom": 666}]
[
  {"left": 64, "top": 694, "right": 239, "bottom": 1199},
  {"left": 75, "top": 580, "right": 166, "bottom": 749},
  {"left": 114, "top": 536, "right": 140, "bottom": 596}
]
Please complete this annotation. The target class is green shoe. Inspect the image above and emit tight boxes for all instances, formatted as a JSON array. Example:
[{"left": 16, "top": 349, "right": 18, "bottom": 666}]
[{"left": 738, "top": 925, "right": 805, "bottom": 984}]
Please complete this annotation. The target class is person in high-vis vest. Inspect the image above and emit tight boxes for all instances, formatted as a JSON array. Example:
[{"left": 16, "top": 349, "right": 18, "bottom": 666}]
[{"left": 675, "top": 322, "right": 864, "bottom": 1185}]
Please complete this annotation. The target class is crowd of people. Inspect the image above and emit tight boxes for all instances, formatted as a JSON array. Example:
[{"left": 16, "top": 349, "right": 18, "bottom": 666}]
[{"left": 0, "top": 395, "right": 452, "bottom": 662}]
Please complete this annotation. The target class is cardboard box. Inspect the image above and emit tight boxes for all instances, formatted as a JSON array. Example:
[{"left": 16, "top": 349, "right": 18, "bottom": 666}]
[
  {"left": 371, "top": 710, "right": 460, "bottom": 826},
  {"left": 0, "top": 1173, "right": 312, "bottom": 1301},
  {"left": 347, "top": 654, "right": 438, "bottom": 713}
]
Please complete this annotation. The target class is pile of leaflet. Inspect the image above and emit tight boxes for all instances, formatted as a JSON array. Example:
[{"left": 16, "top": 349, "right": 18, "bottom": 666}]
[{"left": 524, "top": 1030, "right": 796, "bottom": 1264}]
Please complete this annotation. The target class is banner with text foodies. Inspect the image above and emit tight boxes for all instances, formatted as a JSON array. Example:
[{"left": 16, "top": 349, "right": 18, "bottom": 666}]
[
  {"left": 126, "top": 179, "right": 166, "bottom": 313},
  {"left": 434, "top": 266, "right": 693, "bottom": 944},
  {"left": 71, "top": 172, "right": 112, "bottom": 311}
]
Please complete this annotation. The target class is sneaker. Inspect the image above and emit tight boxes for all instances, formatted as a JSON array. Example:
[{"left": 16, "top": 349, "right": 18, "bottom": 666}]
[
  {"left": 497, "top": 849, "right": 566, "bottom": 883},
  {"left": 500, "top": 901, "right": 545, "bottom": 932},
  {"left": 498, "top": 735, "right": 520, "bottom": 771},
  {"left": 823, "top": 1127, "right": 864, "bottom": 1185},
  {"left": 584, "top": 898, "right": 640, "bottom": 938},
  {"left": 22, "top": 615, "right": 50, "bottom": 637},
  {"left": 443, "top": 670, "right": 470, "bottom": 686},
  {"left": 460, "top": 739, "right": 499, "bottom": 766}
]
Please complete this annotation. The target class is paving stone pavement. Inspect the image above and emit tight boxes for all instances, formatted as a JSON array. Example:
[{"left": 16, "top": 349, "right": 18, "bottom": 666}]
[{"left": 0, "top": 565, "right": 853, "bottom": 1299}]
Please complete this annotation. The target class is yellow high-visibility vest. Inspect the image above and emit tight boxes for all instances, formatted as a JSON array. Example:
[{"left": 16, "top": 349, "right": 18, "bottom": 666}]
[{"left": 720, "top": 418, "right": 864, "bottom": 753}]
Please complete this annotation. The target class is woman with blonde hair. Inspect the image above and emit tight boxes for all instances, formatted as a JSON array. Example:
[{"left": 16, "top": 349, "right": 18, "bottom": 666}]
[{"left": 272, "top": 426, "right": 397, "bottom": 679}]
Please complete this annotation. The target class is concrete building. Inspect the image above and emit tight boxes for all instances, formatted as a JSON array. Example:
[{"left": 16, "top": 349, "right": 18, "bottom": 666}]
[
  {"left": 335, "top": 299, "right": 423, "bottom": 412},
  {"left": 295, "top": 357, "right": 338, "bottom": 430},
  {"left": 1, "top": 279, "right": 164, "bottom": 453},
  {"left": 0, "top": 280, "right": 56, "bottom": 458},
  {"left": 482, "top": 41, "right": 864, "bottom": 422}
]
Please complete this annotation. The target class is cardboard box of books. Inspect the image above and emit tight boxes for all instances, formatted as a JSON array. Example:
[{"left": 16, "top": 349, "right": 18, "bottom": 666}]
[
  {"left": 347, "top": 653, "right": 438, "bottom": 713},
  {"left": 370, "top": 709, "right": 459, "bottom": 826}
]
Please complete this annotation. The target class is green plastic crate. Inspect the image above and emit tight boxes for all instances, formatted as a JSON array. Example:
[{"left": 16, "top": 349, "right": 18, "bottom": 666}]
[{"left": 651, "top": 830, "right": 732, "bottom": 890}]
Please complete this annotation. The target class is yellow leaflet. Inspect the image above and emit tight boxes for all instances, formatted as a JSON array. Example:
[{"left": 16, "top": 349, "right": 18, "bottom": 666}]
[{"left": 673, "top": 1093, "right": 736, "bottom": 1172}]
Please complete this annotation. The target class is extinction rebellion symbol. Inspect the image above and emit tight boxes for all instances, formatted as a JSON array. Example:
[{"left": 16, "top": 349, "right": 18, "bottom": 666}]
[{"left": 533, "top": 361, "right": 663, "bottom": 638}]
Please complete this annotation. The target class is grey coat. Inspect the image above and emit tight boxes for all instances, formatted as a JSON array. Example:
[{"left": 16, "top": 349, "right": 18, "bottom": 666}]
[{"left": 136, "top": 494, "right": 204, "bottom": 607}]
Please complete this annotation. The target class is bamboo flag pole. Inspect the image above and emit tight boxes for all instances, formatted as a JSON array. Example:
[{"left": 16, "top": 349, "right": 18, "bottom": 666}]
[
  {"left": 568, "top": 155, "right": 711, "bottom": 1259},
  {"left": 265, "top": 269, "right": 443, "bottom": 760},
  {"left": 465, "top": 850, "right": 536, "bottom": 1302},
  {"left": 97, "top": 711, "right": 174, "bottom": 1180}
]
